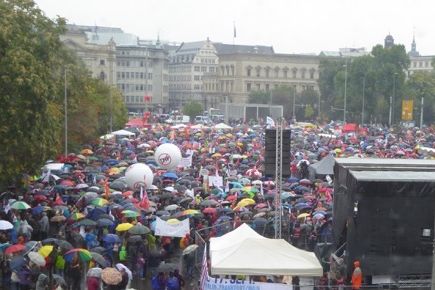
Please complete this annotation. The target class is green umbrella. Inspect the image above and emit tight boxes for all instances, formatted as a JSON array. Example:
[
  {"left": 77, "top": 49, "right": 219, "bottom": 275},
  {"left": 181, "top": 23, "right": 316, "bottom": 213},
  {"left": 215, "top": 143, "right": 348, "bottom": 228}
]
[
  {"left": 121, "top": 210, "right": 140, "bottom": 218},
  {"left": 11, "top": 201, "right": 30, "bottom": 210},
  {"left": 128, "top": 223, "right": 150, "bottom": 235}
]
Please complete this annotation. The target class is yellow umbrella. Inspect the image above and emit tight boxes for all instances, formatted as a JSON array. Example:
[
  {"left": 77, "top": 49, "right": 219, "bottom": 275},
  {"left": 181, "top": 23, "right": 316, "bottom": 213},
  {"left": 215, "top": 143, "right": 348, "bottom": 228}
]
[
  {"left": 81, "top": 149, "right": 93, "bottom": 155},
  {"left": 115, "top": 223, "right": 133, "bottom": 232},
  {"left": 107, "top": 168, "right": 120, "bottom": 176},
  {"left": 297, "top": 213, "right": 311, "bottom": 219},
  {"left": 237, "top": 198, "right": 256, "bottom": 208},
  {"left": 167, "top": 219, "right": 180, "bottom": 225},
  {"left": 211, "top": 153, "right": 222, "bottom": 158},
  {"left": 38, "top": 245, "right": 54, "bottom": 258},
  {"left": 182, "top": 209, "right": 199, "bottom": 216}
]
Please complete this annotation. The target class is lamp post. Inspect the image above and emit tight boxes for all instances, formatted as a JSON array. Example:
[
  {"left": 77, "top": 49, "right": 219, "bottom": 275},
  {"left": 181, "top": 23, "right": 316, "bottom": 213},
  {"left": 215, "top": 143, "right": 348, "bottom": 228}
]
[
  {"left": 64, "top": 68, "right": 68, "bottom": 156},
  {"left": 392, "top": 72, "right": 398, "bottom": 125},
  {"left": 361, "top": 76, "right": 366, "bottom": 125},
  {"left": 343, "top": 60, "right": 348, "bottom": 123},
  {"left": 292, "top": 85, "right": 296, "bottom": 122}
]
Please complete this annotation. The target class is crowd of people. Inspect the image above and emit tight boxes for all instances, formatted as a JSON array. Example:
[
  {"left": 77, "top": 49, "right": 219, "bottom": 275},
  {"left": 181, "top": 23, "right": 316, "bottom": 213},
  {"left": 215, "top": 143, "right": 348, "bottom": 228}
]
[{"left": 0, "top": 120, "right": 434, "bottom": 290}]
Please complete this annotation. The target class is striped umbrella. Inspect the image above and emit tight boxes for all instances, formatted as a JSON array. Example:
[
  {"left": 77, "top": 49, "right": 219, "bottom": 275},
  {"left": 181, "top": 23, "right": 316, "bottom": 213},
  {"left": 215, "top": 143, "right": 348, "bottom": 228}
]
[{"left": 64, "top": 248, "right": 92, "bottom": 263}]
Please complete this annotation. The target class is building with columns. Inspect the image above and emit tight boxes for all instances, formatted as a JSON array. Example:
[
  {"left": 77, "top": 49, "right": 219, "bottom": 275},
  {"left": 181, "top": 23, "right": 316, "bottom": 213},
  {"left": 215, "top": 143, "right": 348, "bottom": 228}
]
[
  {"left": 407, "top": 36, "right": 434, "bottom": 77},
  {"left": 214, "top": 43, "right": 320, "bottom": 104}
]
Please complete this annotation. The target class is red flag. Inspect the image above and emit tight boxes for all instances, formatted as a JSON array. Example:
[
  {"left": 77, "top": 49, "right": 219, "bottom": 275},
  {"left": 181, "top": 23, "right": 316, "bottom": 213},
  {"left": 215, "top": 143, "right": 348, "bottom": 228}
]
[
  {"left": 144, "top": 95, "right": 152, "bottom": 102},
  {"left": 139, "top": 187, "right": 150, "bottom": 209}
]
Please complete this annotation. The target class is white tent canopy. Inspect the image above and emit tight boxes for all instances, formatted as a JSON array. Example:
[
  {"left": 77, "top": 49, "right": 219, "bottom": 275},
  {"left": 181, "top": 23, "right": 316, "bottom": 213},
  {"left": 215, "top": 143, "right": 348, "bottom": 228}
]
[
  {"left": 210, "top": 223, "right": 323, "bottom": 277},
  {"left": 214, "top": 123, "right": 232, "bottom": 130},
  {"left": 211, "top": 237, "right": 323, "bottom": 276},
  {"left": 111, "top": 129, "right": 135, "bottom": 137},
  {"left": 210, "top": 223, "right": 264, "bottom": 252}
]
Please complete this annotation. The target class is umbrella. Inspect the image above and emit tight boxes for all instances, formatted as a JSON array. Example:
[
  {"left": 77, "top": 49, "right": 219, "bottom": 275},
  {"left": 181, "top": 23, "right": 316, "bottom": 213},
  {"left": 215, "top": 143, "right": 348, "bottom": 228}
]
[
  {"left": 10, "top": 255, "right": 25, "bottom": 271},
  {"left": 127, "top": 235, "right": 143, "bottom": 243},
  {"left": 128, "top": 224, "right": 150, "bottom": 235},
  {"left": 75, "top": 183, "right": 89, "bottom": 190},
  {"left": 297, "top": 213, "right": 311, "bottom": 219},
  {"left": 180, "top": 209, "right": 200, "bottom": 216},
  {"left": 115, "top": 223, "right": 133, "bottom": 232},
  {"left": 38, "top": 245, "right": 54, "bottom": 257},
  {"left": 97, "top": 218, "right": 114, "bottom": 227},
  {"left": 237, "top": 198, "right": 256, "bottom": 208},
  {"left": 91, "top": 198, "right": 109, "bottom": 207},
  {"left": 0, "top": 220, "right": 13, "bottom": 230},
  {"left": 156, "top": 210, "right": 170, "bottom": 217},
  {"left": 87, "top": 267, "right": 102, "bottom": 278},
  {"left": 162, "top": 172, "right": 178, "bottom": 179},
  {"left": 10, "top": 201, "right": 30, "bottom": 210},
  {"left": 121, "top": 210, "right": 140, "bottom": 218},
  {"left": 157, "top": 262, "right": 178, "bottom": 272},
  {"left": 50, "top": 215, "right": 66, "bottom": 223},
  {"left": 200, "top": 199, "right": 218, "bottom": 207},
  {"left": 101, "top": 267, "right": 122, "bottom": 285},
  {"left": 70, "top": 212, "right": 85, "bottom": 221},
  {"left": 28, "top": 252, "right": 46, "bottom": 266},
  {"left": 42, "top": 239, "right": 73, "bottom": 251},
  {"left": 5, "top": 244, "right": 25, "bottom": 255},
  {"left": 202, "top": 207, "right": 217, "bottom": 214},
  {"left": 64, "top": 248, "right": 92, "bottom": 263},
  {"left": 166, "top": 219, "right": 180, "bottom": 225},
  {"left": 182, "top": 244, "right": 199, "bottom": 255},
  {"left": 90, "top": 252, "right": 108, "bottom": 267},
  {"left": 102, "top": 234, "right": 121, "bottom": 244},
  {"left": 77, "top": 219, "right": 97, "bottom": 227},
  {"left": 164, "top": 204, "right": 179, "bottom": 211}
]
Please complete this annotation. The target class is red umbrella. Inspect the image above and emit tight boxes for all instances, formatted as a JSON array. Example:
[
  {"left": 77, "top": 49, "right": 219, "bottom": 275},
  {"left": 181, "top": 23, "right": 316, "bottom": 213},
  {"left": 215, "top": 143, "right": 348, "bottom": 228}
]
[
  {"left": 5, "top": 244, "right": 25, "bottom": 255},
  {"left": 34, "top": 195, "right": 47, "bottom": 202},
  {"left": 225, "top": 195, "right": 237, "bottom": 202},
  {"left": 122, "top": 191, "right": 133, "bottom": 198},
  {"left": 202, "top": 207, "right": 217, "bottom": 214},
  {"left": 60, "top": 179, "right": 75, "bottom": 187},
  {"left": 255, "top": 203, "right": 268, "bottom": 209}
]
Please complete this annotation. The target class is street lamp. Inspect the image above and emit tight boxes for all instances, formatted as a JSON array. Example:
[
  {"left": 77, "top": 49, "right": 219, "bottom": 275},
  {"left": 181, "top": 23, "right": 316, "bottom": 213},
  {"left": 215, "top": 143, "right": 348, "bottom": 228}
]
[
  {"left": 361, "top": 76, "right": 366, "bottom": 125},
  {"left": 392, "top": 72, "right": 398, "bottom": 124},
  {"left": 64, "top": 68, "right": 68, "bottom": 156},
  {"left": 343, "top": 60, "right": 348, "bottom": 123}
]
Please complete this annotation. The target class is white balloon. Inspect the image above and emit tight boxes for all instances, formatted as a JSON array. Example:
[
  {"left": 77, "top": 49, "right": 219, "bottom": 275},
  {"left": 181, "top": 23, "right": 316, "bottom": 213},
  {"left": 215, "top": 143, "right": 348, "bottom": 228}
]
[
  {"left": 154, "top": 143, "right": 182, "bottom": 170},
  {"left": 125, "top": 163, "right": 154, "bottom": 190}
]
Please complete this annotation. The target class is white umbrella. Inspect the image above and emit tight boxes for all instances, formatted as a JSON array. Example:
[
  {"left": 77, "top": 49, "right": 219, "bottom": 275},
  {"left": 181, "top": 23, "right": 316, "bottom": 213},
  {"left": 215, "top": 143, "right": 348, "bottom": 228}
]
[
  {"left": 182, "top": 244, "right": 199, "bottom": 255},
  {"left": 214, "top": 123, "right": 232, "bottom": 130},
  {"left": 0, "top": 220, "right": 13, "bottom": 230},
  {"left": 28, "top": 252, "right": 46, "bottom": 266}
]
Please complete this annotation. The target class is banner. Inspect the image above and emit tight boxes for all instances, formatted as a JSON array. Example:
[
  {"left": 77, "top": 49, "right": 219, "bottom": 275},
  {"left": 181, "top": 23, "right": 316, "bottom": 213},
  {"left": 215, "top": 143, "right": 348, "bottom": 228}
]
[
  {"left": 203, "top": 276, "right": 293, "bottom": 290},
  {"left": 401, "top": 100, "right": 414, "bottom": 121},
  {"left": 208, "top": 175, "right": 224, "bottom": 187},
  {"left": 180, "top": 154, "right": 193, "bottom": 168},
  {"left": 154, "top": 217, "right": 190, "bottom": 237}
]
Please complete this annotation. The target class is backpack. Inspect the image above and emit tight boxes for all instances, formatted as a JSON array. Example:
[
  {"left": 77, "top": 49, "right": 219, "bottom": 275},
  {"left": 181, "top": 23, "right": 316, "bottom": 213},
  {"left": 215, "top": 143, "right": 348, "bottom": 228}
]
[{"left": 167, "top": 277, "right": 180, "bottom": 290}]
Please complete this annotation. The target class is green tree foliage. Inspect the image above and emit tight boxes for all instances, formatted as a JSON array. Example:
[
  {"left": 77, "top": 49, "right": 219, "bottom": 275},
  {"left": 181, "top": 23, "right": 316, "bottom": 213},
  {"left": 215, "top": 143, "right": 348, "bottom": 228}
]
[
  {"left": 404, "top": 71, "right": 435, "bottom": 124},
  {"left": 248, "top": 90, "right": 270, "bottom": 104},
  {"left": 183, "top": 101, "right": 203, "bottom": 120},
  {"left": 319, "top": 44, "right": 409, "bottom": 123},
  {"left": 0, "top": 0, "right": 126, "bottom": 188}
]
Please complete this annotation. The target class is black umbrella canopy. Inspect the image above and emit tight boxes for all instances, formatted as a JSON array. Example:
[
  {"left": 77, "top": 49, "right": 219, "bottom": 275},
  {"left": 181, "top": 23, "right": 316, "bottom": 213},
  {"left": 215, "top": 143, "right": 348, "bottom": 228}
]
[
  {"left": 90, "top": 252, "right": 108, "bottom": 267},
  {"left": 157, "top": 262, "right": 178, "bottom": 272},
  {"left": 128, "top": 224, "right": 151, "bottom": 235},
  {"left": 127, "top": 235, "right": 144, "bottom": 243}
]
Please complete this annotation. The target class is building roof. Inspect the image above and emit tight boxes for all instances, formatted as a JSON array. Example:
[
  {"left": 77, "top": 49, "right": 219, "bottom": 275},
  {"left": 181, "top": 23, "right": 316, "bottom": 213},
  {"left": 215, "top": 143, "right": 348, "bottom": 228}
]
[
  {"left": 319, "top": 51, "right": 341, "bottom": 57},
  {"left": 213, "top": 43, "right": 274, "bottom": 55},
  {"left": 176, "top": 41, "right": 206, "bottom": 53},
  {"left": 66, "top": 24, "right": 123, "bottom": 34},
  {"left": 85, "top": 31, "right": 138, "bottom": 46}
]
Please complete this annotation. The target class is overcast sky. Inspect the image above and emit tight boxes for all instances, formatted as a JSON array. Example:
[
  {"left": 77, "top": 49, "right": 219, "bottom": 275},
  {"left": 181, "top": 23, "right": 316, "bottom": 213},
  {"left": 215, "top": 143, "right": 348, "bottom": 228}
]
[{"left": 34, "top": 0, "right": 435, "bottom": 55}]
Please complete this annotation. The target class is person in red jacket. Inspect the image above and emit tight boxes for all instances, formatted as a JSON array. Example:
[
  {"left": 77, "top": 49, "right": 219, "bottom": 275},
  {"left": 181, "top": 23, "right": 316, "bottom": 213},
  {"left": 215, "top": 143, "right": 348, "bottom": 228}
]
[{"left": 351, "top": 260, "right": 362, "bottom": 289}]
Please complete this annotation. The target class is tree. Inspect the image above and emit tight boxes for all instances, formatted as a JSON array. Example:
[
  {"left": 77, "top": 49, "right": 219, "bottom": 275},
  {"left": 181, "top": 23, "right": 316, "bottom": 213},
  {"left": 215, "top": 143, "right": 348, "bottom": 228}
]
[
  {"left": 183, "top": 101, "right": 203, "bottom": 120},
  {"left": 248, "top": 90, "right": 270, "bottom": 104},
  {"left": 404, "top": 71, "right": 435, "bottom": 124},
  {"left": 304, "top": 105, "right": 314, "bottom": 119},
  {"left": 0, "top": 0, "right": 127, "bottom": 188}
]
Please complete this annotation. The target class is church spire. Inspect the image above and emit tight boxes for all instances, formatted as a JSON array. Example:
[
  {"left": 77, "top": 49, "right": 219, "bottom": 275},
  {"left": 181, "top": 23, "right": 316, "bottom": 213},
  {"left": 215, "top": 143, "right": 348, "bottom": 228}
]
[{"left": 409, "top": 31, "right": 419, "bottom": 57}]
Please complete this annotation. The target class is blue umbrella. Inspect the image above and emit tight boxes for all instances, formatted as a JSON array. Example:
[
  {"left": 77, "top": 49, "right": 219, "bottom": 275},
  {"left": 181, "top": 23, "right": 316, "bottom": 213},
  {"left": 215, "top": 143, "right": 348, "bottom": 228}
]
[
  {"left": 10, "top": 256, "right": 25, "bottom": 271},
  {"left": 295, "top": 202, "right": 311, "bottom": 210},
  {"left": 103, "top": 234, "right": 121, "bottom": 244},
  {"left": 287, "top": 177, "right": 299, "bottom": 183},
  {"left": 97, "top": 218, "right": 115, "bottom": 227},
  {"left": 163, "top": 172, "right": 178, "bottom": 179},
  {"left": 105, "top": 159, "right": 119, "bottom": 166},
  {"left": 31, "top": 206, "right": 44, "bottom": 215}
]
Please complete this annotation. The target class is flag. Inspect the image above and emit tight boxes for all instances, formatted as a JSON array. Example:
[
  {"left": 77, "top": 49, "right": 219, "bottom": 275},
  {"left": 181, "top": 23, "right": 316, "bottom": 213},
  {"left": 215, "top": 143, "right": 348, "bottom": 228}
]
[
  {"left": 199, "top": 248, "right": 208, "bottom": 290},
  {"left": 144, "top": 95, "right": 151, "bottom": 102},
  {"left": 139, "top": 186, "right": 150, "bottom": 209},
  {"left": 266, "top": 116, "right": 275, "bottom": 127},
  {"left": 233, "top": 23, "right": 236, "bottom": 38}
]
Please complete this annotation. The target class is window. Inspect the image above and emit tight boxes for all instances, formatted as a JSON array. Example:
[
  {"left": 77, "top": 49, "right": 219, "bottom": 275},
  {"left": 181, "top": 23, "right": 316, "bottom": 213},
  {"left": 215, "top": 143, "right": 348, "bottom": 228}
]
[
  {"left": 283, "top": 70, "right": 288, "bottom": 78},
  {"left": 309, "top": 68, "right": 315, "bottom": 79},
  {"left": 247, "top": 83, "right": 251, "bottom": 92},
  {"left": 247, "top": 67, "right": 251, "bottom": 77},
  {"left": 135, "top": 85, "right": 139, "bottom": 91},
  {"left": 148, "top": 73, "right": 152, "bottom": 80},
  {"left": 148, "top": 85, "right": 152, "bottom": 91},
  {"left": 256, "top": 67, "right": 261, "bottom": 77},
  {"left": 301, "top": 69, "right": 306, "bottom": 79},
  {"left": 140, "top": 61, "right": 144, "bottom": 67},
  {"left": 140, "top": 72, "right": 144, "bottom": 79},
  {"left": 117, "top": 72, "right": 120, "bottom": 80},
  {"left": 265, "top": 84, "right": 270, "bottom": 91},
  {"left": 99, "top": 71, "right": 105, "bottom": 80},
  {"left": 209, "top": 67, "right": 215, "bottom": 73},
  {"left": 135, "top": 72, "right": 139, "bottom": 79},
  {"left": 256, "top": 83, "right": 260, "bottom": 90},
  {"left": 135, "top": 96, "right": 140, "bottom": 103},
  {"left": 194, "top": 75, "right": 200, "bottom": 81},
  {"left": 100, "top": 59, "right": 105, "bottom": 66},
  {"left": 194, "top": 66, "right": 200, "bottom": 72},
  {"left": 265, "top": 69, "right": 270, "bottom": 78},
  {"left": 292, "top": 68, "right": 297, "bottom": 78},
  {"left": 126, "top": 72, "right": 130, "bottom": 79},
  {"left": 274, "top": 68, "right": 279, "bottom": 78},
  {"left": 201, "top": 66, "right": 207, "bottom": 72},
  {"left": 126, "top": 61, "right": 130, "bottom": 67},
  {"left": 194, "top": 85, "right": 200, "bottom": 90}
]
